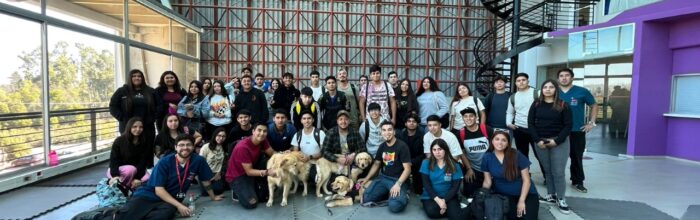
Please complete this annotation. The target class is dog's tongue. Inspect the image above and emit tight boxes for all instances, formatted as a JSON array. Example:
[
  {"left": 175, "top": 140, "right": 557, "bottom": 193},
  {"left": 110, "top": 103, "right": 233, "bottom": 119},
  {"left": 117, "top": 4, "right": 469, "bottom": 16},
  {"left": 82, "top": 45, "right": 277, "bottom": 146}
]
[{"left": 354, "top": 183, "right": 362, "bottom": 190}]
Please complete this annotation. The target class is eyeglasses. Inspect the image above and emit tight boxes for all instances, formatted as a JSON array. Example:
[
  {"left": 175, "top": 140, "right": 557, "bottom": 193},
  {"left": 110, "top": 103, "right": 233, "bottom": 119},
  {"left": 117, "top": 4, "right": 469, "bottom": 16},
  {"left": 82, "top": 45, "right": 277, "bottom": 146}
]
[{"left": 176, "top": 143, "right": 194, "bottom": 148}]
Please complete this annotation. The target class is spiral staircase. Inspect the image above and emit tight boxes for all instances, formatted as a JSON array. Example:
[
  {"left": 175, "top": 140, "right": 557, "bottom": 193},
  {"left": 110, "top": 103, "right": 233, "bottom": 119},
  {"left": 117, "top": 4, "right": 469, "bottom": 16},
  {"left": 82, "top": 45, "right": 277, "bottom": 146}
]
[{"left": 473, "top": 0, "right": 600, "bottom": 95}]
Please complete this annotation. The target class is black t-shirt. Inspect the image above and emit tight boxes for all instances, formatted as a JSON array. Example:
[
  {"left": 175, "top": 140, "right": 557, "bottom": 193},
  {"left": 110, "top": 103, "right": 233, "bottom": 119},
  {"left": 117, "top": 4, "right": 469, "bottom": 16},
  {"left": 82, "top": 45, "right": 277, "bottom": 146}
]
[
  {"left": 374, "top": 139, "right": 411, "bottom": 178},
  {"left": 228, "top": 125, "right": 253, "bottom": 150}
]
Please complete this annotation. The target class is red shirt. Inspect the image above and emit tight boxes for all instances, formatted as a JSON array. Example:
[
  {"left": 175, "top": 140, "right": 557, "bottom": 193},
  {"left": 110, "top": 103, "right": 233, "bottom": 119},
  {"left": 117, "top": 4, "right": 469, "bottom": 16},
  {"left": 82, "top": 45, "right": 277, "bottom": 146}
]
[{"left": 225, "top": 137, "right": 270, "bottom": 183}]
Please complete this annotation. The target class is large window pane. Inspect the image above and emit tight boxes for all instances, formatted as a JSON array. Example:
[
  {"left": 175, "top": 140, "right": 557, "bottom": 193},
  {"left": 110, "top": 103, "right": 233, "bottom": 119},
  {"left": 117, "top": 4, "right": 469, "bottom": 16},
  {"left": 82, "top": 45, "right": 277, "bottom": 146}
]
[
  {"left": 0, "top": 0, "right": 41, "bottom": 13},
  {"left": 608, "top": 63, "right": 633, "bottom": 76},
  {"left": 172, "top": 57, "right": 198, "bottom": 85},
  {"left": 172, "top": 22, "right": 199, "bottom": 58},
  {"left": 128, "top": 0, "right": 171, "bottom": 50},
  {"left": 598, "top": 27, "right": 620, "bottom": 54},
  {"left": 47, "top": 0, "right": 125, "bottom": 36},
  {"left": 130, "top": 47, "right": 171, "bottom": 86},
  {"left": 47, "top": 25, "right": 121, "bottom": 160},
  {"left": 583, "top": 64, "right": 606, "bottom": 77},
  {"left": 0, "top": 14, "right": 44, "bottom": 174}
]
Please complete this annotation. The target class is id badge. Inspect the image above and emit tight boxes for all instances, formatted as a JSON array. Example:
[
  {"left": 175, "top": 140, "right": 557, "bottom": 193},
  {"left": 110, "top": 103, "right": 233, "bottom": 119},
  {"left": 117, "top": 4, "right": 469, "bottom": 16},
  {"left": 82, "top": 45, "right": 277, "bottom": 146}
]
[
  {"left": 176, "top": 192, "right": 186, "bottom": 199},
  {"left": 444, "top": 173, "right": 452, "bottom": 182}
]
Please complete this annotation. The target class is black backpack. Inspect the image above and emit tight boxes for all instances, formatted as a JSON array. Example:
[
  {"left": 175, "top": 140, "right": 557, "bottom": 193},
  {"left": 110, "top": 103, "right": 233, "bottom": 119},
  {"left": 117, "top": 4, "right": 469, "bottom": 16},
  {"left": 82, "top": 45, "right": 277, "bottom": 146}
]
[{"left": 469, "top": 188, "right": 509, "bottom": 220}]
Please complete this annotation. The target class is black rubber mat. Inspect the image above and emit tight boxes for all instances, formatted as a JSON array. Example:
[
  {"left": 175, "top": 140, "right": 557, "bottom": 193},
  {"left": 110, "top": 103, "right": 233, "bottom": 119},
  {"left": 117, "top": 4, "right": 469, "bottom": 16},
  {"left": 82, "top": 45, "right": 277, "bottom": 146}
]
[
  {"left": 682, "top": 205, "right": 700, "bottom": 220},
  {"left": 566, "top": 197, "right": 677, "bottom": 220}
]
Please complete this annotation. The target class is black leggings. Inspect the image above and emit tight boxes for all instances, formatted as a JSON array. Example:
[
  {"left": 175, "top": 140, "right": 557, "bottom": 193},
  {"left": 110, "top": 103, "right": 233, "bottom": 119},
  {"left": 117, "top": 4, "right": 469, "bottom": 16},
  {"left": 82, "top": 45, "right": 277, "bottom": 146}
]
[
  {"left": 505, "top": 194, "right": 539, "bottom": 220},
  {"left": 422, "top": 198, "right": 466, "bottom": 220}
]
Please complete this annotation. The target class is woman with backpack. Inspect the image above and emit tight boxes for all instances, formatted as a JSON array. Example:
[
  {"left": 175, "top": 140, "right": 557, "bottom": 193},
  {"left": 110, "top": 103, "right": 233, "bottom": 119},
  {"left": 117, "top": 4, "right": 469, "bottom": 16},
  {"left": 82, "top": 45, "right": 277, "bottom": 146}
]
[
  {"left": 416, "top": 77, "right": 448, "bottom": 131},
  {"left": 420, "top": 139, "right": 466, "bottom": 220},
  {"left": 527, "top": 79, "right": 572, "bottom": 214},
  {"left": 482, "top": 131, "right": 539, "bottom": 220},
  {"left": 206, "top": 80, "right": 235, "bottom": 140},
  {"left": 178, "top": 80, "right": 208, "bottom": 140},
  {"left": 107, "top": 117, "right": 150, "bottom": 193},
  {"left": 449, "top": 83, "right": 486, "bottom": 133}
]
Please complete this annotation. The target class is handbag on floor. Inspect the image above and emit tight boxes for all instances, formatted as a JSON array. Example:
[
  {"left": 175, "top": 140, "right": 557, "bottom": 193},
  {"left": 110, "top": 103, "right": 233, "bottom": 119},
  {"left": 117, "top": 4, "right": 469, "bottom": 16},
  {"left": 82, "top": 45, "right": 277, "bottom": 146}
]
[{"left": 96, "top": 178, "right": 127, "bottom": 208}]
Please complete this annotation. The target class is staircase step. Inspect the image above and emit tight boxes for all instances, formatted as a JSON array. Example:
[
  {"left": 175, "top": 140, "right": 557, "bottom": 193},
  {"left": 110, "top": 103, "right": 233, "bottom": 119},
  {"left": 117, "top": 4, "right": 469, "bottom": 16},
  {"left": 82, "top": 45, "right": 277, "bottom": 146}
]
[{"left": 493, "top": 2, "right": 513, "bottom": 11}]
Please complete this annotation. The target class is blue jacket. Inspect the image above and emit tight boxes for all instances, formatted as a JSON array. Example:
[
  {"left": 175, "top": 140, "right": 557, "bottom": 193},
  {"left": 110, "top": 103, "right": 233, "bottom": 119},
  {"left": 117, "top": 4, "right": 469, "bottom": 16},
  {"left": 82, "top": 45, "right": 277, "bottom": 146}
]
[{"left": 267, "top": 122, "right": 297, "bottom": 152}]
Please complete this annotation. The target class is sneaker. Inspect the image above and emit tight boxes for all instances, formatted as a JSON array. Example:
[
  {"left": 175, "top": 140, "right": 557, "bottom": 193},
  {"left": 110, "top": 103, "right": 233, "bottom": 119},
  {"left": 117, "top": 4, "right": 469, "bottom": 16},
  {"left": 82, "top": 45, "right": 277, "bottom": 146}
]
[
  {"left": 231, "top": 191, "right": 239, "bottom": 203},
  {"left": 539, "top": 194, "right": 557, "bottom": 204},
  {"left": 558, "top": 199, "right": 571, "bottom": 214},
  {"left": 573, "top": 184, "right": 588, "bottom": 193}
]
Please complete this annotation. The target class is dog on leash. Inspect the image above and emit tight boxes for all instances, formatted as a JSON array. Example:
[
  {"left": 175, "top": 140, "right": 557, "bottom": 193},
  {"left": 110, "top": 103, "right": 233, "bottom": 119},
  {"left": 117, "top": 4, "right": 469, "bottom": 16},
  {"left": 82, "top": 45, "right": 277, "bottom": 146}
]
[
  {"left": 315, "top": 152, "right": 372, "bottom": 197},
  {"left": 324, "top": 175, "right": 372, "bottom": 207},
  {"left": 266, "top": 151, "right": 310, "bottom": 207}
]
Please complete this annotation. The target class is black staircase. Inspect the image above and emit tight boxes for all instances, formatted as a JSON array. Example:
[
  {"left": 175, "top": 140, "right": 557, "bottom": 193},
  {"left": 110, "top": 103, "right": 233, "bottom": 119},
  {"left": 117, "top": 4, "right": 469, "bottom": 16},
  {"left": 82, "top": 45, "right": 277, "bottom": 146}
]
[{"left": 473, "top": 0, "right": 599, "bottom": 95}]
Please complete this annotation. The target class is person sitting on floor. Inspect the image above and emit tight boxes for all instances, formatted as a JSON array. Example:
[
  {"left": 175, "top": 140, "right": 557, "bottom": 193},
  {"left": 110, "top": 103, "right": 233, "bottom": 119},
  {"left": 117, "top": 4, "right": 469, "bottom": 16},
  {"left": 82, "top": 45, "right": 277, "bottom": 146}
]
[
  {"left": 117, "top": 135, "right": 224, "bottom": 219},
  {"left": 421, "top": 139, "right": 467, "bottom": 220},
  {"left": 482, "top": 131, "right": 539, "bottom": 220},
  {"left": 107, "top": 117, "right": 151, "bottom": 194},
  {"left": 225, "top": 123, "right": 277, "bottom": 209},
  {"left": 359, "top": 121, "right": 412, "bottom": 213}
]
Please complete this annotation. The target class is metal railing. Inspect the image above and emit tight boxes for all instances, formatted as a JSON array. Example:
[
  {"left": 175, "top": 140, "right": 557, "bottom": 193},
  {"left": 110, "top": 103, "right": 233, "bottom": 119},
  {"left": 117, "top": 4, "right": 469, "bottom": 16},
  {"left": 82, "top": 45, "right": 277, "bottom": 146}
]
[{"left": 0, "top": 107, "right": 118, "bottom": 175}]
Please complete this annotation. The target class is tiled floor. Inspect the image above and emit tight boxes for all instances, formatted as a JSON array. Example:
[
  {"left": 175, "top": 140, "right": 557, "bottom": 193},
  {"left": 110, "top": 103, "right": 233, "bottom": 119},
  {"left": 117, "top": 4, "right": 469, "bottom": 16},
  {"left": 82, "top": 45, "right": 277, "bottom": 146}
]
[{"left": 1, "top": 151, "right": 698, "bottom": 220}]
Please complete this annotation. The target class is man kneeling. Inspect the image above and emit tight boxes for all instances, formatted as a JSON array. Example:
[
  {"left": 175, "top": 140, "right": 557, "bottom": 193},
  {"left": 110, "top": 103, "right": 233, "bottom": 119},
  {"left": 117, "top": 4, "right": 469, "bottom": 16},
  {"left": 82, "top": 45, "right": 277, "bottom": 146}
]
[
  {"left": 225, "top": 123, "right": 277, "bottom": 209},
  {"left": 358, "top": 121, "right": 412, "bottom": 213},
  {"left": 118, "top": 135, "right": 224, "bottom": 219}
]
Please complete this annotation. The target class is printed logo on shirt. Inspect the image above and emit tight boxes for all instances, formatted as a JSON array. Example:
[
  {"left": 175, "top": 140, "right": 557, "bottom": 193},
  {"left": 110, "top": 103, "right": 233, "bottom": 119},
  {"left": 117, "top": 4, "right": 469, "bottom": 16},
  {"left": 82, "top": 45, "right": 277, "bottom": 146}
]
[
  {"left": 382, "top": 152, "right": 396, "bottom": 166},
  {"left": 570, "top": 97, "right": 578, "bottom": 106},
  {"left": 464, "top": 137, "right": 489, "bottom": 154},
  {"left": 188, "top": 172, "right": 196, "bottom": 181}
]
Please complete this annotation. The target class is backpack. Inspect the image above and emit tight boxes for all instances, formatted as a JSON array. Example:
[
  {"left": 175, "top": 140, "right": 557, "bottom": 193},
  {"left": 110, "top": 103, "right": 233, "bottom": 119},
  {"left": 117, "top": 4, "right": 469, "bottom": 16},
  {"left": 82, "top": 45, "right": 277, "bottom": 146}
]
[
  {"left": 96, "top": 178, "right": 127, "bottom": 208},
  {"left": 459, "top": 123, "right": 489, "bottom": 143},
  {"left": 469, "top": 188, "right": 509, "bottom": 220},
  {"left": 296, "top": 128, "right": 321, "bottom": 148}
]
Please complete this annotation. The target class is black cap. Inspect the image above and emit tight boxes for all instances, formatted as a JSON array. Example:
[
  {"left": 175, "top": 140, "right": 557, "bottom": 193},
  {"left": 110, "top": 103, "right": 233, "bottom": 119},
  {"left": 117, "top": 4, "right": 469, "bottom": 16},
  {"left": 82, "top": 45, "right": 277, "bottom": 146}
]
[
  {"left": 460, "top": 107, "right": 477, "bottom": 116},
  {"left": 368, "top": 103, "right": 381, "bottom": 111},
  {"left": 301, "top": 87, "right": 313, "bottom": 96}
]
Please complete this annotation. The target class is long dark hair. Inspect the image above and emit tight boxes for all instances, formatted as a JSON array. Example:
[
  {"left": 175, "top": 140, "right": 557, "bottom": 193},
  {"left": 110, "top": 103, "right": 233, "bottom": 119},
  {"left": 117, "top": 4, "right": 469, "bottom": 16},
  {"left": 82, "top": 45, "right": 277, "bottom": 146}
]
[
  {"left": 159, "top": 113, "right": 185, "bottom": 136},
  {"left": 119, "top": 117, "right": 145, "bottom": 159},
  {"left": 202, "top": 78, "right": 212, "bottom": 96},
  {"left": 269, "top": 78, "right": 282, "bottom": 93},
  {"left": 428, "top": 139, "right": 458, "bottom": 174},
  {"left": 536, "top": 79, "right": 565, "bottom": 112},
  {"left": 125, "top": 69, "right": 154, "bottom": 115},
  {"left": 416, "top": 76, "right": 441, "bottom": 97},
  {"left": 187, "top": 80, "right": 204, "bottom": 102},
  {"left": 399, "top": 78, "right": 417, "bottom": 112},
  {"left": 487, "top": 131, "right": 519, "bottom": 181},
  {"left": 209, "top": 80, "right": 231, "bottom": 102},
  {"left": 157, "top": 71, "right": 182, "bottom": 93},
  {"left": 208, "top": 127, "right": 227, "bottom": 151},
  {"left": 450, "top": 83, "right": 473, "bottom": 105}
]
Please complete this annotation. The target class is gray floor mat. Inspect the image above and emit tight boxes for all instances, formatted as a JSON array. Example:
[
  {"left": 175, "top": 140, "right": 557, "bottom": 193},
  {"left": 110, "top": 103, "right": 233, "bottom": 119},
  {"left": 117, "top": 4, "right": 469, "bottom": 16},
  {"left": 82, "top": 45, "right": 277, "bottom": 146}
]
[
  {"left": 566, "top": 197, "right": 677, "bottom": 220},
  {"left": 0, "top": 186, "right": 95, "bottom": 219},
  {"left": 681, "top": 205, "right": 700, "bottom": 220}
]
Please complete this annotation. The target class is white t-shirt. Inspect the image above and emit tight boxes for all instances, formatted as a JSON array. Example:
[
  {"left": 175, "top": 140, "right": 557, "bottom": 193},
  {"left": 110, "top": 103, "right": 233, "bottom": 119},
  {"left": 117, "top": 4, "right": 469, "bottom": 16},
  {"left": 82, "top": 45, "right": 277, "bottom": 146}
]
[
  {"left": 451, "top": 97, "right": 485, "bottom": 130},
  {"left": 423, "top": 128, "right": 464, "bottom": 158},
  {"left": 291, "top": 129, "right": 326, "bottom": 156},
  {"left": 311, "top": 85, "right": 323, "bottom": 101}
]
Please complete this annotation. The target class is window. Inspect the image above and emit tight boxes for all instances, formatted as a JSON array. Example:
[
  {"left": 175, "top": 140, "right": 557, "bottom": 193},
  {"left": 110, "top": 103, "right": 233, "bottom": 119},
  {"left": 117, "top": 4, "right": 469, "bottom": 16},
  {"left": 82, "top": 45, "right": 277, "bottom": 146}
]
[
  {"left": 669, "top": 74, "right": 700, "bottom": 118},
  {"left": 47, "top": 0, "right": 125, "bottom": 36}
]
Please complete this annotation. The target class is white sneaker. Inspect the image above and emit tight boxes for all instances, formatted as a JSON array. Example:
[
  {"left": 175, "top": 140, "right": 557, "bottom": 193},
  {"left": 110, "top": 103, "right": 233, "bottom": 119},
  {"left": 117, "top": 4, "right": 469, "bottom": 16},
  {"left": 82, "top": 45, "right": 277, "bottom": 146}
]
[{"left": 558, "top": 199, "right": 571, "bottom": 214}]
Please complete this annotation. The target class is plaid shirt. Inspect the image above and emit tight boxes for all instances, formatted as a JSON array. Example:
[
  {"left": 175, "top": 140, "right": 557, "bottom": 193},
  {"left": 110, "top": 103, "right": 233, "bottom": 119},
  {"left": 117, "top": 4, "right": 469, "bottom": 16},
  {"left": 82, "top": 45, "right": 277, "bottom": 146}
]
[{"left": 322, "top": 126, "right": 366, "bottom": 162}]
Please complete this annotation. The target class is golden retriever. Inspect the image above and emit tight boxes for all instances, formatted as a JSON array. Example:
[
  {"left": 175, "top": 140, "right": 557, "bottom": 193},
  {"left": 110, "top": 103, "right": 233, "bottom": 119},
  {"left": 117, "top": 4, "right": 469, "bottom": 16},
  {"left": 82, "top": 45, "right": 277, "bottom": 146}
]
[
  {"left": 266, "top": 151, "right": 310, "bottom": 207},
  {"left": 324, "top": 176, "right": 372, "bottom": 207},
  {"left": 315, "top": 152, "right": 372, "bottom": 198}
]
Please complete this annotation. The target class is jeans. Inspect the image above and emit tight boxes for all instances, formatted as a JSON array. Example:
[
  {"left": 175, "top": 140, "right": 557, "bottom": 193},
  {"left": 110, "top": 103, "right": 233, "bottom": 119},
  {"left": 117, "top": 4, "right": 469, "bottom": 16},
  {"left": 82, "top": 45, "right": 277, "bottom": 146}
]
[
  {"left": 533, "top": 137, "right": 570, "bottom": 198},
  {"left": 505, "top": 194, "right": 539, "bottom": 220},
  {"left": 230, "top": 175, "right": 268, "bottom": 209},
  {"left": 422, "top": 197, "right": 465, "bottom": 219},
  {"left": 569, "top": 131, "right": 586, "bottom": 185},
  {"left": 363, "top": 174, "right": 409, "bottom": 213}
]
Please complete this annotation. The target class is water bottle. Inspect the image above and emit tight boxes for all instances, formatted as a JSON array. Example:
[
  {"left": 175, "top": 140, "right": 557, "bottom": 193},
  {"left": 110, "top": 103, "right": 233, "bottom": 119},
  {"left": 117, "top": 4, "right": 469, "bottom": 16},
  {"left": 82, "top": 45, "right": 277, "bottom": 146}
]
[
  {"left": 49, "top": 150, "right": 59, "bottom": 166},
  {"left": 187, "top": 193, "right": 196, "bottom": 213}
]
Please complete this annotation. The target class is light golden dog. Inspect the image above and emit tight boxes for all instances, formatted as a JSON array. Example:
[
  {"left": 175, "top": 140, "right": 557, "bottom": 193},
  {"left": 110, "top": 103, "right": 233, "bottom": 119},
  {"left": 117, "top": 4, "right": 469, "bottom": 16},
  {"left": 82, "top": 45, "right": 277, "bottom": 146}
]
[
  {"left": 324, "top": 176, "right": 372, "bottom": 207},
  {"left": 266, "top": 151, "right": 310, "bottom": 207},
  {"left": 315, "top": 152, "right": 372, "bottom": 197}
]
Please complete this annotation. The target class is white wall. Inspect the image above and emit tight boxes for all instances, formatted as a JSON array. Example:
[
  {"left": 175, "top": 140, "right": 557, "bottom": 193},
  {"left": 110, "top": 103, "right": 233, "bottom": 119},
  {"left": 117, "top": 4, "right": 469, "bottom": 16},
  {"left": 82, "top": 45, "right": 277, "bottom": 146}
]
[{"left": 518, "top": 38, "right": 569, "bottom": 86}]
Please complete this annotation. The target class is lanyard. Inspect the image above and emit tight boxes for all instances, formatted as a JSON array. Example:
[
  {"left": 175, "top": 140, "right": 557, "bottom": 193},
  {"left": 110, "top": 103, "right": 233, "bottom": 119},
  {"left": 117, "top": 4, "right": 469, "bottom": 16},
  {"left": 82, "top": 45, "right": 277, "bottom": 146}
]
[{"left": 175, "top": 157, "right": 191, "bottom": 193}]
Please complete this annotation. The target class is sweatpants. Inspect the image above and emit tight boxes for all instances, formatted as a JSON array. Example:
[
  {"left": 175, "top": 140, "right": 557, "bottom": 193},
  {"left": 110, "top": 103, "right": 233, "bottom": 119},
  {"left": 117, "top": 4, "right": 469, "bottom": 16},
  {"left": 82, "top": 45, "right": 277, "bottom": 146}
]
[
  {"left": 505, "top": 194, "right": 539, "bottom": 220},
  {"left": 513, "top": 127, "right": 545, "bottom": 177},
  {"left": 422, "top": 198, "right": 466, "bottom": 220},
  {"left": 116, "top": 196, "right": 177, "bottom": 220},
  {"left": 533, "top": 138, "right": 570, "bottom": 198},
  {"left": 106, "top": 165, "right": 150, "bottom": 190},
  {"left": 569, "top": 131, "right": 586, "bottom": 185}
]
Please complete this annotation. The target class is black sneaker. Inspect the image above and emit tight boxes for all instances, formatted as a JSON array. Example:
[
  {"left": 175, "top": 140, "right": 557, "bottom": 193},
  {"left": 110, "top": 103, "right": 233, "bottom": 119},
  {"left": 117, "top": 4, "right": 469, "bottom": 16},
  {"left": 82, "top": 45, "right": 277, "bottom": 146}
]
[
  {"left": 539, "top": 194, "right": 557, "bottom": 204},
  {"left": 573, "top": 184, "right": 588, "bottom": 193},
  {"left": 558, "top": 199, "right": 571, "bottom": 214}
]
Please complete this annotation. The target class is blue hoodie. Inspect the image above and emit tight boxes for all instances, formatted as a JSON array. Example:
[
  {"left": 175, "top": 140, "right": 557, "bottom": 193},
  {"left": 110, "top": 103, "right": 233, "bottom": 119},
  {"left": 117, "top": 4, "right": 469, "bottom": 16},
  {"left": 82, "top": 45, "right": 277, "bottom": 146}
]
[{"left": 267, "top": 121, "right": 297, "bottom": 152}]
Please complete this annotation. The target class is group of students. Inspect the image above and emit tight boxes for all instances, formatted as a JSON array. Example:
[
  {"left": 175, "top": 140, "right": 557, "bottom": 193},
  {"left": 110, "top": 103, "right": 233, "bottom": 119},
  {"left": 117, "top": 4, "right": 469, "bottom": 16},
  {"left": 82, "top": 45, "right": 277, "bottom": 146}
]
[{"left": 104, "top": 65, "right": 596, "bottom": 219}]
